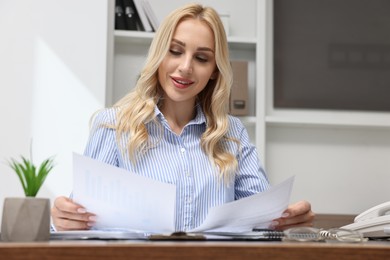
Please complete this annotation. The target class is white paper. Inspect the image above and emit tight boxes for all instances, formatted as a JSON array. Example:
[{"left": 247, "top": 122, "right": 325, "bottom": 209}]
[
  {"left": 72, "top": 153, "right": 294, "bottom": 234},
  {"left": 72, "top": 153, "right": 176, "bottom": 233},
  {"left": 189, "top": 176, "right": 294, "bottom": 233}
]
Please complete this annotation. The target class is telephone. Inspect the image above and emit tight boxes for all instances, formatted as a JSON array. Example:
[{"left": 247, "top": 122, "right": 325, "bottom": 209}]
[{"left": 342, "top": 201, "right": 390, "bottom": 238}]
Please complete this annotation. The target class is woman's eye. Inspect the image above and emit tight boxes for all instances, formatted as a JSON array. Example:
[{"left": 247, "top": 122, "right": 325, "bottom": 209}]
[
  {"left": 196, "top": 56, "right": 208, "bottom": 63},
  {"left": 169, "top": 49, "right": 182, "bottom": 56}
]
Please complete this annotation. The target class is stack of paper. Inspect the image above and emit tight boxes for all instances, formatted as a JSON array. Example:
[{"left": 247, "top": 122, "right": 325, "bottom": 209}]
[{"left": 72, "top": 153, "right": 294, "bottom": 234}]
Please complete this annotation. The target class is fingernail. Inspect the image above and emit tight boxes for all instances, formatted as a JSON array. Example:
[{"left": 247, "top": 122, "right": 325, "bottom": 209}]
[
  {"left": 77, "top": 208, "right": 87, "bottom": 214},
  {"left": 270, "top": 221, "right": 279, "bottom": 227},
  {"left": 282, "top": 212, "right": 290, "bottom": 218},
  {"left": 88, "top": 216, "right": 97, "bottom": 221},
  {"left": 87, "top": 222, "right": 95, "bottom": 227}
]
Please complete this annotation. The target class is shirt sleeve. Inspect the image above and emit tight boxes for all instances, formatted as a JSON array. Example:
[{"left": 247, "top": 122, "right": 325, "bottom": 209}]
[
  {"left": 83, "top": 108, "right": 119, "bottom": 167},
  {"left": 228, "top": 116, "right": 270, "bottom": 199}
]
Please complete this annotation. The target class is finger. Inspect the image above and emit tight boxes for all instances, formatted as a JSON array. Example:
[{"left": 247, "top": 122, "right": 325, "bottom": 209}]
[
  {"left": 283, "top": 200, "right": 312, "bottom": 218},
  {"left": 54, "top": 196, "right": 87, "bottom": 214},
  {"left": 273, "top": 212, "right": 314, "bottom": 229},
  {"left": 273, "top": 210, "right": 315, "bottom": 231},
  {"left": 274, "top": 220, "right": 314, "bottom": 231},
  {"left": 53, "top": 207, "right": 96, "bottom": 222},
  {"left": 51, "top": 196, "right": 96, "bottom": 231},
  {"left": 51, "top": 205, "right": 96, "bottom": 231},
  {"left": 54, "top": 217, "right": 94, "bottom": 231}
]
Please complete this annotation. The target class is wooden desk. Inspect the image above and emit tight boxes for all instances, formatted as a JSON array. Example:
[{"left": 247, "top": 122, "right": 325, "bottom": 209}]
[{"left": 1, "top": 240, "right": 390, "bottom": 260}]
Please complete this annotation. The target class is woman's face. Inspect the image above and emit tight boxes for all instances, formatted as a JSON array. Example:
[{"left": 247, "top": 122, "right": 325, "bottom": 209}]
[{"left": 158, "top": 18, "right": 217, "bottom": 106}]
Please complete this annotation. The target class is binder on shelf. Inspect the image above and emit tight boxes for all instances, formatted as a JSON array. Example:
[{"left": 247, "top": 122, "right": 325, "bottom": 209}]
[
  {"left": 114, "top": 0, "right": 127, "bottom": 30},
  {"left": 142, "top": 0, "right": 159, "bottom": 31},
  {"left": 230, "top": 61, "right": 249, "bottom": 116},
  {"left": 133, "top": 0, "right": 153, "bottom": 32},
  {"left": 123, "top": 0, "right": 140, "bottom": 31}
]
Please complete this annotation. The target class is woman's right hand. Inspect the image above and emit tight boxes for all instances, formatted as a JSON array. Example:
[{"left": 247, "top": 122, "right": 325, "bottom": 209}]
[{"left": 51, "top": 196, "right": 96, "bottom": 231}]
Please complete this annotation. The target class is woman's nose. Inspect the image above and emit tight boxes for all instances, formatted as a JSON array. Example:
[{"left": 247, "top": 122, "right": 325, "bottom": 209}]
[{"left": 178, "top": 56, "right": 193, "bottom": 74}]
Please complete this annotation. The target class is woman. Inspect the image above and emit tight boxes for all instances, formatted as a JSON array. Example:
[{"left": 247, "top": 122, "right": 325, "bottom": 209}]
[{"left": 52, "top": 3, "right": 314, "bottom": 232}]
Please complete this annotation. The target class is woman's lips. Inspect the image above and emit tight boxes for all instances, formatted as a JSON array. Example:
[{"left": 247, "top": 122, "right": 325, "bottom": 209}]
[{"left": 171, "top": 76, "right": 194, "bottom": 89}]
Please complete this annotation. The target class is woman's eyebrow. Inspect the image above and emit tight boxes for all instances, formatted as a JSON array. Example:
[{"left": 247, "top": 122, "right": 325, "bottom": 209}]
[{"left": 172, "top": 38, "right": 214, "bottom": 53}]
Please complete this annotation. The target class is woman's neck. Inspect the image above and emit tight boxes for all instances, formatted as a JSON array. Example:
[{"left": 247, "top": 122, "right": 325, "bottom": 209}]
[{"left": 159, "top": 100, "right": 197, "bottom": 135}]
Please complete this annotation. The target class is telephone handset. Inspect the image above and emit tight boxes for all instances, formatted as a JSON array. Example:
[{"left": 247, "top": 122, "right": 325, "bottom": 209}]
[{"left": 342, "top": 201, "right": 390, "bottom": 238}]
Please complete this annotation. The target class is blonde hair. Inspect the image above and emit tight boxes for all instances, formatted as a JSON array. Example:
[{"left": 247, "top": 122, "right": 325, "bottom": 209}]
[{"left": 113, "top": 3, "right": 237, "bottom": 181}]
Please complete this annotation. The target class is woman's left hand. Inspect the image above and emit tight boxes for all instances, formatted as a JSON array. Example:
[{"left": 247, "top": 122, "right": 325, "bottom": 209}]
[{"left": 271, "top": 200, "right": 315, "bottom": 231}]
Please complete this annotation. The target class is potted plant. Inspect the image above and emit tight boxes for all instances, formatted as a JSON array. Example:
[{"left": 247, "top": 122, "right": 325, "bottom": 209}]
[{"left": 1, "top": 154, "right": 55, "bottom": 242}]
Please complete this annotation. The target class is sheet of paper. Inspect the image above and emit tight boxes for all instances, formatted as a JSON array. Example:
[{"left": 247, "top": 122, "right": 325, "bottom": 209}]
[
  {"left": 190, "top": 176, "right": 294, "bottom": 233},
  {"left": 72, "top": 153, "right": 176, "bottom": 233}
]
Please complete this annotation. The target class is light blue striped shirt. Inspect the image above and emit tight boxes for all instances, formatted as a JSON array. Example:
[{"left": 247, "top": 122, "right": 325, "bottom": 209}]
[{"left": 83, "top": 105, "right": 270, "bottom": 231}]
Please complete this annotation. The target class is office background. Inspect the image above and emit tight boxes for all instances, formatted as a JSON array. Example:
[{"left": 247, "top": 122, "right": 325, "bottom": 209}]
[{"left": 1, "top": 0, "right": 390, "bottom": 225}]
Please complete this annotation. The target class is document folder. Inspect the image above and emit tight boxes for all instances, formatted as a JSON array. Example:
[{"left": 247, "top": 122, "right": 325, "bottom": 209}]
[
  {"left": 50, "top": 229, "right": 284, "bottom": 241},
  {"left": 50, "top": 230, "right": 150, "bottom": 240}
]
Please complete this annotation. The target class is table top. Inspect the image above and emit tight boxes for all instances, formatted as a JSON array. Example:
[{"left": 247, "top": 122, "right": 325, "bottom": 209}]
[{"left": 1, "top": 239, "right": 390, "bottom": 260}]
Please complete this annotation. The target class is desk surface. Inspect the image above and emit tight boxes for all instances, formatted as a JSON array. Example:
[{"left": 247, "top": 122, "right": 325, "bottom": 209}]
[{"left": 1, "top": 240, "right": 390, "bottom": 260}]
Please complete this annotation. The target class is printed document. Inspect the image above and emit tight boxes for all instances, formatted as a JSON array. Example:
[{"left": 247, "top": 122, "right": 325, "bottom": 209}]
[
  {"left": 72, "top": 153, "right": 294, "bottom": 233},
  {"left": 72, "top": 153, "right": 176, "bottom": 233}
]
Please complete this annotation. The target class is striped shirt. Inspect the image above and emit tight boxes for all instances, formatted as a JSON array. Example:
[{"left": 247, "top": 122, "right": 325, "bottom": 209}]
[{"left": 83, "top": 105, "right": 270, "bottom": 231}]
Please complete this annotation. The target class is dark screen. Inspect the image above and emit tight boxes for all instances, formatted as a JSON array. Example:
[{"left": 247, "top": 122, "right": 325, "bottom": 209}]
[{"left": 274, "top": 0, "right": 390, "bottom": 111}]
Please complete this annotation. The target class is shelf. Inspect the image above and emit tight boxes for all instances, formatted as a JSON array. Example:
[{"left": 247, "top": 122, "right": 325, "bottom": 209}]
[
  {"left": 115, "top": 30, "right": 154, "bottom": 44},
  {"left": 237, "top": 116, "right": 257, "bottom": 125},
  {"left": 114, "top": 30, "right": 256, "bottom": 49},
  {"left": 265, "top": 110, "right": 390, "bottom": 129}
]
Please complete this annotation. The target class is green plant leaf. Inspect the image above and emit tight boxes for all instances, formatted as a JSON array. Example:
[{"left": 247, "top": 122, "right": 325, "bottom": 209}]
[
  {"left": 21, "top": 156, "right": 35, "bottom": 196},
  {"left": 35, "top": 157, "right": 55, "bottom": 196},
  {"left": 6, "top": 155, "right": 56, "bottom": 197},
  {"left": 7, "top": 158, "right": 28, "bottom": 195}
]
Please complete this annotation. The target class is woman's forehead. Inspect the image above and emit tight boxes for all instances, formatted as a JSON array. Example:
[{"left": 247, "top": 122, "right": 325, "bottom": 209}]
[{"left": 172, "top": 18, "right": 215, "bottom": 50}]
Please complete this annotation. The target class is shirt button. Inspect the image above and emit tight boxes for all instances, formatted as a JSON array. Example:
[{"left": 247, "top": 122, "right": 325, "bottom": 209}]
[
  {"left": 180, "top": 148, "right": 185, "bottom": 153},
  {"left": 185, "top": 171, "right": 190, "bottom": 177},
  {"left": 186, "top": 197, "right": 192, "bottom": 203}
]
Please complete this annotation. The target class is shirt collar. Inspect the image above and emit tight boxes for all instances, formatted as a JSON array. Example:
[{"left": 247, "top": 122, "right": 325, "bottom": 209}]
[{"left": 154, "top": 103, "right": 206, "bottom": 126}]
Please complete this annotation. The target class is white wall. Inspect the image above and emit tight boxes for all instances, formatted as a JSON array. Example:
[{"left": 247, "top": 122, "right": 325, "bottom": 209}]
[
  {"left": 266, "top": 125, "right": 390, "bottom": 215},
  {"left": 0, "top": 0, "right": 109, "bottom": 223}
]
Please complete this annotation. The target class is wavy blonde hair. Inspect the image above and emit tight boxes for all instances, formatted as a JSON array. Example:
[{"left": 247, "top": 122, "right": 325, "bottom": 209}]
[{"left": 113, "top": 3, "right": 237, "bottom": 181}]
